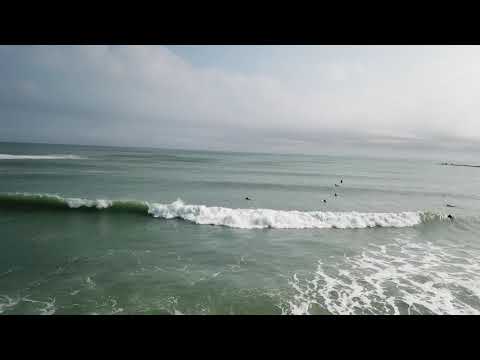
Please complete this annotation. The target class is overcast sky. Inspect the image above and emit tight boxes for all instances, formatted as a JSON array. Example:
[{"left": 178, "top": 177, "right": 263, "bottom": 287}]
[{"left": 1, "top": 45, "right": 480, "bottom": 155}]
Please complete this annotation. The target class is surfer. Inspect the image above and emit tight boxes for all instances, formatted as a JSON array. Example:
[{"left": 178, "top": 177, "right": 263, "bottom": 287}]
[
  {"left": 447, "top": 214, "right": 454, "bottom": 220},
  {"left": 245, "top": 197, "right": 251, "bottom": 200},
  {"left": 340, "top": 179, "right": 343, "bottom": 184},
  {"left": 323, "top": 199, "right": 327, "bottom": 203},
  {"left": 334, "top": 193, "right": 338, "bottom": 197}
]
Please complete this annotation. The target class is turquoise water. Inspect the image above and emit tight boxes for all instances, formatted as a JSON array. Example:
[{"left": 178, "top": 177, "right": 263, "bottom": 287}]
[{"left": 1, "top": 142, "right": 480, "bottom": 315}]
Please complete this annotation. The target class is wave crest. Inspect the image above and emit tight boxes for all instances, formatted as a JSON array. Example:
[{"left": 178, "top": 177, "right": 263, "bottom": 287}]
[
  {"left": 0, "top": 154, "right": 84, "bottom": 160},
  {"left": 147, "top": 199, "right": 424, "bottom": 229}
]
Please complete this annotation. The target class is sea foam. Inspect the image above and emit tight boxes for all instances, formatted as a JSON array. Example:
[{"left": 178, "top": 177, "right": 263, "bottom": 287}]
[
  {"left": 66, "top": 198, "right": 113, "bottom": 209},
  {"left": 284, "top": 237, "right": 480, "bottom": 315},
  {"left": 147, "top": 199, "right": 428, "bottom": 229}
]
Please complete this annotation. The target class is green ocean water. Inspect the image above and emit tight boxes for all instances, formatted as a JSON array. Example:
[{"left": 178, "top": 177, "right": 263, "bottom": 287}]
[{"left": 1, "top": 142, "right": 480, "bottom": 315}]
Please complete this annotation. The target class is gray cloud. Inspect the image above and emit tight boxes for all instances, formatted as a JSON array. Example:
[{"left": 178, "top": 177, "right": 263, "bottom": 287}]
[{"left": 1, "top": 45, "right": 480, "bottom": 154}]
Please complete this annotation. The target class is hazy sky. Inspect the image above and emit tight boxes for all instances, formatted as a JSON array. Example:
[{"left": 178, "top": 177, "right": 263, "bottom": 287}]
[{"left": 1, "top": 45, "right": 480, "bottom": 155}]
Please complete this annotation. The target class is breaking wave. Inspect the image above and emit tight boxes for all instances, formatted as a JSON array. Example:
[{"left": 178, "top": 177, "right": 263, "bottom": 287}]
[
  {"left": 147, "top": 200, "right": 441, "bottom": 229},
  {"left": 0, "top": 154, "right": 84, "bottom": 160},
  {"left": 0, "top": 193, "right": 448, "bottom": 229}
]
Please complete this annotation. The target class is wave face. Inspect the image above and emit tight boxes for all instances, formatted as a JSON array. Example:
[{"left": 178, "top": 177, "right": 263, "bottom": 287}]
[
  {"left": 0, "top": 193, "right": 447, "bottom": 230},
  {"left": 0, "top": 193, "right": 147, "bottom": 213},
  {"left": 0, "top": 154, "right": 83, "bottom": 160}
]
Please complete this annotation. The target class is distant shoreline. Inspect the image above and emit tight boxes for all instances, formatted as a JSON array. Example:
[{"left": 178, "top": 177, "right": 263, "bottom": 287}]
[{"left": 440, "top": 162, "right": 480, "bottom": 168}]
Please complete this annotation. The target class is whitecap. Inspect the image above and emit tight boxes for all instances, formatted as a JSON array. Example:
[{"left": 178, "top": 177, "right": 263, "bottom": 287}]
[
  {"left": 0, "top": 154, "right": 84, "bottom": 160},
  {"left": 147, "top": 199, "right": 426, "bottom": 229}
]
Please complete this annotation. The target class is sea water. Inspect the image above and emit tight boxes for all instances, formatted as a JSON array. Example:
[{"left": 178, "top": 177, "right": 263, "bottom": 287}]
[{"left": 1, "top": 142, "right": 480, "bottom": 315}]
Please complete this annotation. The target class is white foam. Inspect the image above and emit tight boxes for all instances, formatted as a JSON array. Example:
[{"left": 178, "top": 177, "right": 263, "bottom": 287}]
[
  {"left": 147, "top": 199, "right": 424, "bottom": 229},
  {"left": 285, "top": 238, "right": 480, "bottom": 315},
  {"left": 0, "top": 295, "right": 20, "bottom": 314},
  {"left": 107, "top": 298, "right": 124, "bottom": 315},
  {"left": 22, "top": 297, "right": 56, "bottom": 315},
  {"left": 0, "top": 154, "right": 84, "bottom": 160},
  {"left": 66, "top": 198, "right": 113, "bottom": 209},
  {"left": 85, "top": 276, "right": 96, "bottom": 289}
]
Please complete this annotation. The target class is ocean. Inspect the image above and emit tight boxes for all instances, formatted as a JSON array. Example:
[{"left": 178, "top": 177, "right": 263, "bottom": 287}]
[{"left": 1, "top": 141, "right": 480, "bottom": 315}]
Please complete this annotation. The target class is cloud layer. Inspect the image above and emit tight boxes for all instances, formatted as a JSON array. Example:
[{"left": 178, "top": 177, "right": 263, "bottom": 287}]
[{"left": 1, "top": 45, "right": 480, "bottom": 154}]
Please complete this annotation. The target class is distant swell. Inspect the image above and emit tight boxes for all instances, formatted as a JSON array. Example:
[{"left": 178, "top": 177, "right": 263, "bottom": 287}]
[
  {"left": 0, "top": 193, "right": 447, "bottom": 230},
  {"left": 0, "top": 154, "right": 84, "bottom": 160},
  {"left": 440, "top": 162, "right": 480, "bottom": 168}
]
